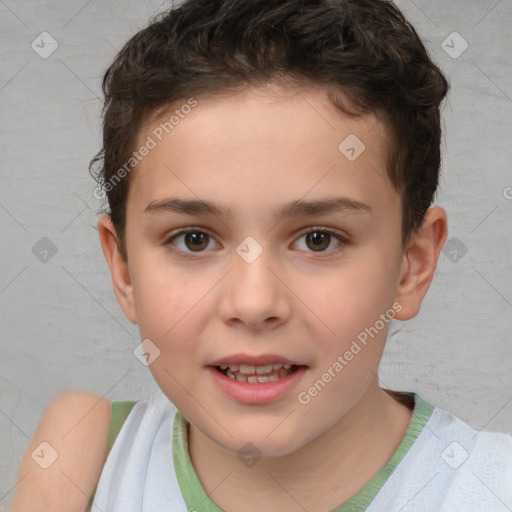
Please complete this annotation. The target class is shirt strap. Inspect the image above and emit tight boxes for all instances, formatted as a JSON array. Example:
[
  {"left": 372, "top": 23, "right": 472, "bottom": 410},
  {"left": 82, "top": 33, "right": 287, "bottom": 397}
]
[{"left": 85, "top": 400, "right": 137, "bottom": 512}]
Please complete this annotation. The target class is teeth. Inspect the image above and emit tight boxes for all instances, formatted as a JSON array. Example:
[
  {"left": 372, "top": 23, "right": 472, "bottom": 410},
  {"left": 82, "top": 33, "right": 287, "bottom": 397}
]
[
  {"left": 247, "top": 374, "right": 280, "bottom": 383},
  {"left": 256, "top": 364, "right": 273, "bottom": 374},
  {"left": 224, "top": 367, "right": 295, "bottom": 383},
  {"left": 220, "top": 363, "right": 293, "bottom": 374},
  {"left": 239, "top": 364, "right": 255, "bottom": 374},
  {"left": 227, "top": 369, "right": 248, "bottom": 382}
]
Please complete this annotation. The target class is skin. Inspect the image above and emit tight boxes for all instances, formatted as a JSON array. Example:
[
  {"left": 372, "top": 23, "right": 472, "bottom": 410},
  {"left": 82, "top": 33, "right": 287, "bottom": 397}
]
[
  {"left": 10, "top": 392, "right": 111, "bottom": 512},
  {"left": 98, "top": 82, "right": 447, "bottom": 512}
]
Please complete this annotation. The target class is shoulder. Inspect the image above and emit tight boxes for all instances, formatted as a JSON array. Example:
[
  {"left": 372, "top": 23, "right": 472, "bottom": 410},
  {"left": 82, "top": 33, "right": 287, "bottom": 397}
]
[
  {"left": 429, "top": 402, "right": 512, "bottom": 452},
  {"left": 428, "top": 401, "right": 512, "bottom": 458},
  {"left": 427, "top": 404, "right": 512, "bottom": 503},
  {"left": 471, "top": 428, "right": 512, "bottom": 473},
  {"left": 11, "top": 391, "right": 111, "bottom": 512},
  {"left": 442, "top": 430, "right": 512, "bottom": 507},
  {"left": 47, "top": 390, "right": 112, "bottom": 422}
]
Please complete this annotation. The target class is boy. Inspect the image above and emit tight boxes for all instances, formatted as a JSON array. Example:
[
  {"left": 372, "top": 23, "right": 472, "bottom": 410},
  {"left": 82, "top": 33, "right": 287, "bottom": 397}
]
[{"left": 12, "top": 0, "right": 512, "bottom": 510}]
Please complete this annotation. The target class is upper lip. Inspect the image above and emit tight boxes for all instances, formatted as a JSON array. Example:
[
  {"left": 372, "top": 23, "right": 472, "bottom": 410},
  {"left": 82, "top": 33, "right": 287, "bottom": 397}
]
[{"left": 208, "top": 353, "right": 305, "bottom": 367}]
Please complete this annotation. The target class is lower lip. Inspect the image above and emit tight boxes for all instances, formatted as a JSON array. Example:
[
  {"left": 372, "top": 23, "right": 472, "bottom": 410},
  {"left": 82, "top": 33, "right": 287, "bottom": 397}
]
[{"left": 207, "top": 366, "right": 308, "bottom": 404}]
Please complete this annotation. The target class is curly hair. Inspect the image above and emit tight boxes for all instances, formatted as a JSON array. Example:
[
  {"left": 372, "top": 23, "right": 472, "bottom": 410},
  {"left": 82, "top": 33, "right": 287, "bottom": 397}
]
[{"left": 89, "top": 0, "right": 449, "bottom": 260}]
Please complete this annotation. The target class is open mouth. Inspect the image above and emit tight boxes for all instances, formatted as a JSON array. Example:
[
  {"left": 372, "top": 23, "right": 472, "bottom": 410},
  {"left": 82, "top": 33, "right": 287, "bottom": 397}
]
[{"left": 215, "top": 363, "right": 302, "bottom": 384}]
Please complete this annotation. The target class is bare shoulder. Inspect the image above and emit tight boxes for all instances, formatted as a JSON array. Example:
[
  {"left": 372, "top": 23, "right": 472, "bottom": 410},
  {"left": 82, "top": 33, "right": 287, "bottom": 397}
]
[{"left": 11, "top": 391, "right": 111, "bottom": 512}]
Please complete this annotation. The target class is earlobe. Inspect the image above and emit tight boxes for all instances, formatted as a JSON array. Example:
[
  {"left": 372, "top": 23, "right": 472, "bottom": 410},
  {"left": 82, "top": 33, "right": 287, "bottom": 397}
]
[
  {"left": 394, "top": 206, "right": 448, "bottom": 320},
  {"left": 97, "top": 215, "right": 138, "bottom": 324}
]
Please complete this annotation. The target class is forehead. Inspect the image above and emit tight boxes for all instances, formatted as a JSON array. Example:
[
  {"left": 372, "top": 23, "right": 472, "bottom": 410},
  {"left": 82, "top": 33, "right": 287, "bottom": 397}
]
[{"left": 128, "top": 84, "right": 397, "bottom": 222}]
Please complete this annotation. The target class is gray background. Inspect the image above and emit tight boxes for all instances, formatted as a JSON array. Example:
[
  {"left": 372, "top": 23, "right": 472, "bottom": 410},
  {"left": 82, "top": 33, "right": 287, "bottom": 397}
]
[{"left": 1, "top": 0, "right": 511, "bottom": 506}]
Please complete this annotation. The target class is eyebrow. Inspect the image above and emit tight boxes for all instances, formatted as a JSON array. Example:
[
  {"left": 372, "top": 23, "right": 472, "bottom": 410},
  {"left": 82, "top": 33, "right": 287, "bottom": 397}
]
[{"left": 143, "top": 195, "right": 372, "bottom": 219}]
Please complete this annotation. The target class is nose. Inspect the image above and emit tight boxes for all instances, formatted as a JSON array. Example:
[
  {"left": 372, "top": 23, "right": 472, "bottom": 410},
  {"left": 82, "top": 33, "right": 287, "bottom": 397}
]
[{"left": 218, "top": 242, "right": 291, "bottom": 331}]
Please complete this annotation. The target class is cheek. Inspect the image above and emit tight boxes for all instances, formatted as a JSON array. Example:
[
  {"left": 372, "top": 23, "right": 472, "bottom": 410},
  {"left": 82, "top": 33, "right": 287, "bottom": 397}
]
[
  {"left": 293, "top": 251, "right": 400, "bottom": 350},
  {"left": 132, "top": 267, "right": 206, "bottom": 398},
  {"left": 129, "top": 251, "right": 198, "bottom": 340}
]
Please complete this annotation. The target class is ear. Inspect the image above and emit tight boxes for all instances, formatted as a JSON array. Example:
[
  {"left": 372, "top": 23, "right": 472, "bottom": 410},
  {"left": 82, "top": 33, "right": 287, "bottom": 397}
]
[
  {"left": 394, "top": 206, "right": 448, "bottom": 320},
  {"left": 97, "top": 215, "right": 138, "bottom": 324}
]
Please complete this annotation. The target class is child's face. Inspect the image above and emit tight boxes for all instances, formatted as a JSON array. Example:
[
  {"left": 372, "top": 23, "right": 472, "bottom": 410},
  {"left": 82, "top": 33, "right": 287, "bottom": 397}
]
[{"left": 102, "top": 84, "right": 422, "bottom": 456}]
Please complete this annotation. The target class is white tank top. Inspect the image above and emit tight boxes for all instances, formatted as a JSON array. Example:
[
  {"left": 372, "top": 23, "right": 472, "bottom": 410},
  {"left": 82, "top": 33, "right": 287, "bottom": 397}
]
[
  {"left": 91, "top": 388, "right": 512, "bottom": 511},
  {"left": 91, "top": 390, "right": 188, "bottom": 510}
]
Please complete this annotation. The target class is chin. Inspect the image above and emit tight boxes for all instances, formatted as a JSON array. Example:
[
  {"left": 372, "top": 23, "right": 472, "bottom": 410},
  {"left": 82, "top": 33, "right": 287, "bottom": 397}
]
[{"left": 212, "top": 422, "right": 306, "bottom": 459}]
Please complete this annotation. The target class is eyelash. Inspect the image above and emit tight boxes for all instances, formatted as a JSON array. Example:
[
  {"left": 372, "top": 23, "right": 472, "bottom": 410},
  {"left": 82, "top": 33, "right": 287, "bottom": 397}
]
[{"left": 163, "top": 226, "right": 349, "bottom": 259}]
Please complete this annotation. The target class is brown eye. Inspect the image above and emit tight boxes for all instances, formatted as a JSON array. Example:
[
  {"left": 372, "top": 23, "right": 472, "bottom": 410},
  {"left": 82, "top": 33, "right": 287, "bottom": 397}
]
[
  {"left": 305, "top": 231, "right": 331, "bottom": 251},
  {"left": 183, "top": 231, "right": 209, "bottom": 251},
  {"left": 294, "top": 228, "right": 348, "bottom": 254},
  {"left": 165, "top": 229, "right": 218, "bottom": 254}
]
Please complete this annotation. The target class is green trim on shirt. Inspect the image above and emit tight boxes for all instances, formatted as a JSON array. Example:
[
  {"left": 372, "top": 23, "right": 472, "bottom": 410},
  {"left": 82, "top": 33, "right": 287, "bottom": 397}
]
[
  {"left": 332, "top": 393, "right": 433, "bottom": 510},
  {"left": 85, "top": 400, "right": 137, "bottom": 512},
  {"left": 172, "top": 392, "right": 434, "bottom": 512}
]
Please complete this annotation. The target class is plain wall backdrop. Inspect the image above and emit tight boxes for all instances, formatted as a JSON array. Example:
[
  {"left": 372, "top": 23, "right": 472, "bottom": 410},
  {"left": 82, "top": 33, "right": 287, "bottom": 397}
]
[{"left": 1, "top": 0, "right": 511, "bottom": 505}]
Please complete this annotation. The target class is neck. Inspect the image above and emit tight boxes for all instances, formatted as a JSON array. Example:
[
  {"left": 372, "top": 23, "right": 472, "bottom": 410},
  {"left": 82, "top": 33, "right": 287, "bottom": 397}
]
[{"left": 188, "top": 381, "right": 414, "bottom": 512}]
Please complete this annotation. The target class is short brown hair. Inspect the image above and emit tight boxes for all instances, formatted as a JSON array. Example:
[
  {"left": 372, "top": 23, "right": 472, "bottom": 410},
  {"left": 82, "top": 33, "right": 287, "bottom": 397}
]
[{"left": 89, "top": 0, "right": 449, "bottom": 260}]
